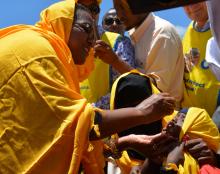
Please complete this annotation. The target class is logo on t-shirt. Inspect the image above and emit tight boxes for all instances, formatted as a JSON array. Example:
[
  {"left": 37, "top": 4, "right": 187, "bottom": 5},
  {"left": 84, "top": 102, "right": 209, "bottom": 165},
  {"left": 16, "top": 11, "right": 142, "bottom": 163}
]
[{"left": 184, "top": 48, "right": 200, "bottom": 72}]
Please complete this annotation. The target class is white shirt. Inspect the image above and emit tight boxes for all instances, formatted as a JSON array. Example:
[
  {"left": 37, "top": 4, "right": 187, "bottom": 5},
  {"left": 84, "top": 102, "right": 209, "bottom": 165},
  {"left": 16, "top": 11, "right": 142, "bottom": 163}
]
[
  {"left": 129, "top": 13, "right": 184, "bottom": 102},
  {"left": 207, "top": 0, "right": 220, "bottom": 51},
  {"left": 206, "top": 37, "right": 220, "bottom": 81}
]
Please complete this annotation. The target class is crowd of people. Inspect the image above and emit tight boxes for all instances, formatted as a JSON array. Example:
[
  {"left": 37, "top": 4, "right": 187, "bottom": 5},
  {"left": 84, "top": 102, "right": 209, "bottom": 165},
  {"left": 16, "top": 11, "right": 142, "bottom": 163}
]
[{"left": 0, "top": 0, "right": 219, "bottom": 174}]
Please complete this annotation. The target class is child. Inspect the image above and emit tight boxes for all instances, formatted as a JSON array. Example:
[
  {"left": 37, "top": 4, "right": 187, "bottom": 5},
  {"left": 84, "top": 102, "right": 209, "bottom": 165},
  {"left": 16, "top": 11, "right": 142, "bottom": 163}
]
[{"left": 109, "top": 70, "right": 220, "bottom": 174}]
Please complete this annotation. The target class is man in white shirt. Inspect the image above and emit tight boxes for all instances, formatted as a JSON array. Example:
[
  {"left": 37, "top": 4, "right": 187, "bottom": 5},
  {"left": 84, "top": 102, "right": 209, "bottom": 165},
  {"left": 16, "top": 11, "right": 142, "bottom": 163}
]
[
  {"left": 205, "top": 0, "right": 220, "bottom": 130},
  {"left": 206, "top": 37, "right": 220, "bottom": 81},
  {"left": 207, "top": 0, "right": 220, "bottom": 51},
  {"left": 113, "top": 0, "right": 184, "bottom": 105},
  {"left": 206, "top": 0, "right": 220, "bottom": 81},
  {"left": 205, "top": 37, "right": 220, "bottom": 130}
]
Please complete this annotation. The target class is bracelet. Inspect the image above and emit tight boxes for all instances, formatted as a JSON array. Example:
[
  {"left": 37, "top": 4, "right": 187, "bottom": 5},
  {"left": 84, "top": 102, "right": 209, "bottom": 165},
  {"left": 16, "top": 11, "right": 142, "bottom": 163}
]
[
  {"left": 164, "top": 163, "right": 178, "bottom": 171},
  {"left": 103, "top": 137, "right": 122, "bottom": 159}
]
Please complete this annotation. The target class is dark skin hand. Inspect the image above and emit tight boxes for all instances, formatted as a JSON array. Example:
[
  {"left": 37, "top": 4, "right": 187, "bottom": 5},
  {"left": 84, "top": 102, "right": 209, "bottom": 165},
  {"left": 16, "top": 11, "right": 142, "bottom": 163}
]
[
  {"left": 94, "top": 40, "right": 118, "bottom": 64},
  {"left": 103, "top": 134, "right": 173, "bottom": 162},
  {"left": 94, "top": 40, "right": 133, "bottom": 74},
  {"left": 135, "top": 93, "right": 176, "bottom": 123},
  {"left": 184, "top": 138, "right": 217, "bottom": 167},
  {"left": 163, "top": 112, "right": 185, "bottom": 139},
  {"left": 117, "top": 133, "right": 176, "bottom": 157},
  {"left": 150, "top": 139, "right": 179, "bottom": 165},
  {"left": 140, "top": 142, "right": 184, "bottom": 174},
  {"left": 149, "top": 110, "right": 185, "bottom": 164},
  {"left": 140, "top": 158, "right": 160, "bottom": 174},
  {"left": 146, "top": 111, "right": 186, "bottom": 165},
  {"left": 166, "top": 142, "right": 185, "bottom": 166}
]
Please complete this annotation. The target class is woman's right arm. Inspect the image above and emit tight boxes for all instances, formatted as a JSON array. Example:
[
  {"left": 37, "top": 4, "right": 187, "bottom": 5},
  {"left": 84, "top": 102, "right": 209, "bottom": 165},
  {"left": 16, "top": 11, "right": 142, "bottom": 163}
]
[{"left": 90, "top": 93, "right": 175, "bottom": 140}]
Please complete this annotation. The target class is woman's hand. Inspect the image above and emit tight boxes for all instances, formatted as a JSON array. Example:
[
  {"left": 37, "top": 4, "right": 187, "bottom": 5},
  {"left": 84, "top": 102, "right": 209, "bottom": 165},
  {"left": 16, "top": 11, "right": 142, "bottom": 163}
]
[
  {"left": 184, "top": 138, "right": 217, "bottom": 166},
  {"left": 118, "top": 133, "right": 176, "bottom": 157},
  {"left": 136, "top": 93, "right": 175, "bottom": 124}
]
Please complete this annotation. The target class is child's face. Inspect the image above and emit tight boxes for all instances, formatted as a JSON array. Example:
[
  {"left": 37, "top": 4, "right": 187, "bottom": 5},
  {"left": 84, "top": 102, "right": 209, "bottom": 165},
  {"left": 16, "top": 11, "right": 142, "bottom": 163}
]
[{"left": 163, "top": 113, "right": 186, "bottom": 139}]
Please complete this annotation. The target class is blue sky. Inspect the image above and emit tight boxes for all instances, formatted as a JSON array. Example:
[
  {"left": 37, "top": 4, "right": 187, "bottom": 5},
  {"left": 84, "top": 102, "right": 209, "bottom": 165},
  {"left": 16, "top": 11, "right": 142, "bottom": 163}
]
[{"left": 0, "top": 0, "right": 191, "bottom": 37}]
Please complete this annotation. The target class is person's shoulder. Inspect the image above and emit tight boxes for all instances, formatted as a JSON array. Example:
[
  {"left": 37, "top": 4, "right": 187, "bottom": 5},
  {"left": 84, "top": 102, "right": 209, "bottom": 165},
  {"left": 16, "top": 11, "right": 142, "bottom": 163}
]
[
  {"left": 154, "top": 15, "right": 178, "bottom": 33},
  {"left": 17, "top": 29, "right": 53, "bottom": 46},
  {"left": 1, "top": 28, "right": 55, "bottom": 54},
  {"left": 152, "top": 16, "right": 181, "bottom": 44},
  {"left": 15, "top": 29, "right": 58, "bottom": 60},
  {"left": 154, "top": 15, "right": 174, "bottom": 27}
]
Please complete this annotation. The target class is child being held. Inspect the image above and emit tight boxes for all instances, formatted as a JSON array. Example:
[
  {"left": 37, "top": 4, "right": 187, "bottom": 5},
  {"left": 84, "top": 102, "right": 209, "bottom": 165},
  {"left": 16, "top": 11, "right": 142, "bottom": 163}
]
[{"left": 109, "top": 70, "right": 220, "bottom": 174}]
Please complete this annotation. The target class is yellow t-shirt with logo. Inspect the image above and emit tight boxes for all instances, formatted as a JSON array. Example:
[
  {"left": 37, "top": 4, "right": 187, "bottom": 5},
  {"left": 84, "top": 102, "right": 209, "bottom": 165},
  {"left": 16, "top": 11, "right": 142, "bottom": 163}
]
[{"left": 182, "top": 22, "right": 220, "bottom": 116}]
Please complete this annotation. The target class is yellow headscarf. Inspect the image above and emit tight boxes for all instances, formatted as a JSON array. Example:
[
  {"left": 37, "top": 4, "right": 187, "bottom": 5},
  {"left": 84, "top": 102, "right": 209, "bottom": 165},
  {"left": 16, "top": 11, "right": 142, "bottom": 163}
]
[
  {"left": 36, "top": 0, "right": 94, "bottom": 82},
  {"left": 36, "top": 1, "right": 74, "bottom": 43}
]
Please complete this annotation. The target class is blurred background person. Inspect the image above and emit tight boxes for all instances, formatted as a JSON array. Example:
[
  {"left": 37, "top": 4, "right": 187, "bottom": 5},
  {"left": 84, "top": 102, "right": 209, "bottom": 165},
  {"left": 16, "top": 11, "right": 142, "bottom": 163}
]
[
  {"left": 205, "top": 37, "right": 220, "bottom": 131},
  {"left": 102, "top": 8, "right": 125, "bottom": 36},
  {"left": 181, "top": 2, "right": 220, "bottom": 118}
]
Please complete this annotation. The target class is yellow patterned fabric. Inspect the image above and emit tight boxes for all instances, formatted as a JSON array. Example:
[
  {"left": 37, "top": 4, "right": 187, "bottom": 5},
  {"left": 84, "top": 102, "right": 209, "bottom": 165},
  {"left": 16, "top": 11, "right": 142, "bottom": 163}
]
[
  {"left": 0, "top": 1, "right": 104, "bottom": 174},
  {"left": 163, "top": 107, "right": 220, "bottom": 174},
  {"left": 80, "top": 31, "right": 120, "bottom": 103},
  {"left": 182, "top": 22, "right": 220, "bottom": 116}
]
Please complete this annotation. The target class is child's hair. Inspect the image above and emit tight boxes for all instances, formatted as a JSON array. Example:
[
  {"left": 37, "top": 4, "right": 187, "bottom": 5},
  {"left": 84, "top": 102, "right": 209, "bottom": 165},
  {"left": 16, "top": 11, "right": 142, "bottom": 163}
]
[{"left": 114, "top": 73, "right": 162, "bottom": 160}]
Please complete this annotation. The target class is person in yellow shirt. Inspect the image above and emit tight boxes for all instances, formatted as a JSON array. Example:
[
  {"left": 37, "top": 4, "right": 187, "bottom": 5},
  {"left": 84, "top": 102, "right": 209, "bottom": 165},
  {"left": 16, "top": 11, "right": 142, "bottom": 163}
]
[
  {"left": 0, "top": 1, "right": 176, "bottom": 174},
  {"left": 182, "top": 2, "right": 220, "bottom": 116}
]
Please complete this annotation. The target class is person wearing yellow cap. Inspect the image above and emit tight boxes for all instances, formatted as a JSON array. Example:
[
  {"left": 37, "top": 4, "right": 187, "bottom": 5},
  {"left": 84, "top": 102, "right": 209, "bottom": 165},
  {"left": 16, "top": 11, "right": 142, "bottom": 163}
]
[{"left": 0, "top": 1, "right": 177, "bottom": 174}]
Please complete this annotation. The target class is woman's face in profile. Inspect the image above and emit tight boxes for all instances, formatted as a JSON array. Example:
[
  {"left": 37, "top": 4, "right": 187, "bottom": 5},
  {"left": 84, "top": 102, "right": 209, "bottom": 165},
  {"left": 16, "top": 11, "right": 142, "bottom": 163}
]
[{"left": 68, "top": 8, "right": 95, "bottom": 64}]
